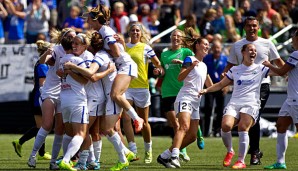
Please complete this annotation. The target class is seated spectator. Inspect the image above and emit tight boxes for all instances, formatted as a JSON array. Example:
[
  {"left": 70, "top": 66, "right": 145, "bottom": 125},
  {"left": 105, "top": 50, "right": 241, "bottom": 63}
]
[
  {"left": 211, "top": 5, "right": 226, "bottom": 34},
  {"left": 278, "top": 4, "right": 292, "bottom": 26},
  {"left": 271, "top": 13, "right": 288, "bottom": 43},
  {"left": 0, "top": 1, "right": 7, "bottom": 44},
  {"left": 178, "top": 13, "right": 200, "bottom": 35},
  {"left": 233, "top": 9, "right": 244, "bottom": 37},
  {"left": 261, "top": 0, "right": 277, "bottom": 21},
  {"left": 200, "top": 8, "right": 216, "bottom": 42},
  {"left": 221, "top": 15, "right": 241, "bottom": 43},
  {"left": 147, "top": 11, "right": 160, "bottom": 43},
  {"left": 63, "top": 6, "right": 83, "bottom": 33},
  {"left": 241, "top": 0, "right": 257, "bottom": 17},
  {"left": 110, "top": 1, "right": 130, "bottom": 35},
  {"left": 223, "top": 0, "right": 235, "bottom": 15},
  {"left": 26, "top": 0, "right": 50, "bottom": 44},
  {"left": 4, "top": 0, "right": 26, "bottom": 44},
  {"left": 138, "top": 3, "right": 151, "bottom": 30}
]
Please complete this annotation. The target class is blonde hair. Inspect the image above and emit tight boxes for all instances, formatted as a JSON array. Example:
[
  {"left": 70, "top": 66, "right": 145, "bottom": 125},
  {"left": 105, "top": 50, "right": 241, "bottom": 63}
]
[
  {"left": 36, "top": 40, "right": 52, "bottom": 55},
  {"left": 50, "top": 28, "right": 75, "bottom": 44},
  {"left": 89, "top": 4, "right": 111, "bottom": 25},
  {"left": 129, "top": 22, "right": 151, "bottom": 44},
  {"left": 75, "top": 33, "right": 91, "bottom": 46}
]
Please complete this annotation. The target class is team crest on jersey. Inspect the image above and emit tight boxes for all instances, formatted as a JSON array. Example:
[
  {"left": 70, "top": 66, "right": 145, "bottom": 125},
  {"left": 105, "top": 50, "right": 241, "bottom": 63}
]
[
  {"left": 165, "top": 64, "right": 169, "bottom": 69},
  {"left": 176, "top": 53, "right": 182, "bottom": 59},
  {"left": 252, "top": 71, "right": 257, "bottom": 74}
]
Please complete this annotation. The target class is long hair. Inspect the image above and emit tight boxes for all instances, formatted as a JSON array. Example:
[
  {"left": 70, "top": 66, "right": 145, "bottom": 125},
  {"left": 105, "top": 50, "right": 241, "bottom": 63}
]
[
  {"left": 128, "top": 23, "right": 151, "bottom": 44},
  {"left": 36, "top": 40, "right": 52, "bottom": 55},
  {"left": 50, "top": 28, "right": 75, "bottom": 44}
]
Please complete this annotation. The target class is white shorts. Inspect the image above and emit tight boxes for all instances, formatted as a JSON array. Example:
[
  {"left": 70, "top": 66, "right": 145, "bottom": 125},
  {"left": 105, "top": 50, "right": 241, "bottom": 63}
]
[
  {"left": 126, "top": 88, "right": 151, "bottom": 108},
  {"left": 117, "top": 61, "right": 138, "bottom": 78},
  {"left": 223, "top": 103, "right": 259, "bottom": 123},
  {"left": 174, "top": 100, "right": 200, "bottom": 120},
  {"left": 42, "top": 98, "right": 61, "bottom": 114},
  {"left": 105, "top": 96, "right": 123, "bottom": 116},
  {"left": 62, "top": 105, "right": 89, "bottom": 124},
  {"left": 279, "top": 100, "right": 298, "bottom": 124},
  {"left": 88, "top": 98, "right": 105, "bottom": 117}
]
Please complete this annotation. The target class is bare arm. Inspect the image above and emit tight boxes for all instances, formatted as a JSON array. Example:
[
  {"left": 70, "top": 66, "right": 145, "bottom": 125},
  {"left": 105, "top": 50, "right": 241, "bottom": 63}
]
[
  {"left": 65, "top": 69, "right": 88, "bottom": 84},
  {"left": 64, "top": 62, "right": 99, "bottom": 78},
  {"left": 273, "top": 58, "right": 285, "bottom": 68},
  {"left": 205, "top": 74, "right": 213, "bottom": 88},
  {"left": 177, "top": 61, "right": 198, "bottom": 82},
  {"left": 200, "top": 77, "right": 232, "bottom": 95},
  {"left": 0, "top": 2, "right": 8, "bottom": 18},
  {"left": 39, "top": 48, "right": 53, "bottom": 64},
  {"left": 263, "top": 60, "right": 293, "bottom": 76},
  {"left": 151, "top": 56, "right": 165, "bottom": 76},
  {"left": 108, "top": 43, "right": 121, "bottom": 57},
  {"left": 221, "top": 62, "right": 235, "bottom": 79},
  {"left": 89, "top": 63, "right": 115, "bottom": 82}
]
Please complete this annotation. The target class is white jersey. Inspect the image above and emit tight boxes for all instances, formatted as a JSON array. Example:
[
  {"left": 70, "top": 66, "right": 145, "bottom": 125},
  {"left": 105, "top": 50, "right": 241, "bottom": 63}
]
[
  {"left": 229, "top": 37, "right": 280, "bottom": 84},
  {"left": 59, "top": 54, "right": 87, "bottom": 107},
  {"left": 93, "top": 50, "right": 117, "bottom": 95},
  {"left": 79, "top": 50, "right": 104, "bottom": 102},
  {"left": 226, "top": 63, "right": 269, "bottom": 107},
  {"left": 175, "top": 56, "right": 207, "bottom": 109},
  {"left": 285, "top": 51, "right": 298, "bottom": 103},
  {"left": 41, "top": 45, "right": 64, "bottom": 100},
  {"left": 99, "top": 25, "right": 133, "bottom": 65}
]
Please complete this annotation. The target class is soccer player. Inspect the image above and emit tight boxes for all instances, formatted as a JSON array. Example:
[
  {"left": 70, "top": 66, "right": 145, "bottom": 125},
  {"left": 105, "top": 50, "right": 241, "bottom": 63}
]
[
  {"left": 157, "top": 37, "right": 212, "bottom": 168},
  {"left": 64, "top": 31, "right": 135, "bottom": 171},
  {"left": 84, "top": 4, "right": 144, "bottom": 133},
  {"left": 27, "top": 28, "right": 76, "bottom": 170},
  {"left": 56, "top": 34, "right": 89, "bottom": 171},
  {"left": 12, "top": 40, "right": 51, "bottom": 160},
  {"left": 200, "top": 44, "right": 270, "bottom": 169},
  {"left": 263, "top": 29, "right": 298, "bottom": 170},
  {"left": 121, "top": 23, "right": 163, "bottom": 163},
  {"left": 222, "top": 16, "right": 285, "bottom": 165}
]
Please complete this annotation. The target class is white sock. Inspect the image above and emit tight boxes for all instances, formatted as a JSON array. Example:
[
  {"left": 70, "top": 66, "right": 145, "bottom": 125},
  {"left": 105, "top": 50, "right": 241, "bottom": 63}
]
[
  {"left": 51, "top": 134, "right": 63, "bottom": 163},
  {"left": 238, "top": 131, "right": 249, "bottom": 163},
  {"left": 88, "top": 144, "right": 96, "bottom": 162},
  {"left": 107, "top": 133, "right": 127, "bottom": 163},
  {"left": 144, "top": 141, "right": 152, "bottom": 152},
  {"left": 128, "top": 141, "right": 138, "bottom": 154},
  {"left": 277, "top": 132, "right": 287, "bottom": 163},
  {"left": 78, "top": 150, "right": 89, "bottom": 165},
  {"left": 63, "top": 135, "right": 84, "bottom": 163},
  {"left": 221, "top": 130, "right": 234, "bottom": 152},
  {"left": 126, "top": 107, "right": 139, "bottom": 121},
  {"left": 171, "top": 148, "right": 179, "bottom": 158},
  {"left": 93, "top": 140, "right": 102, "bottom": 162},
  {"left": 62, "top": 134, "right": 73, "bottom": 156},
  {"left": 31, "top": 127, "right": 49, "bottom": 157},
  {"left": 160, "top": 149, "right": 171, "bottom": 159}
]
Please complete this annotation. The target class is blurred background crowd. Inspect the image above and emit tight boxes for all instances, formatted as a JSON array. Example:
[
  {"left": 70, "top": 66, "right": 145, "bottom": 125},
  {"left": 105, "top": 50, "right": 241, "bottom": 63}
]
[{"left": 0, "top": 0, "right": 298, "bottom": 46}]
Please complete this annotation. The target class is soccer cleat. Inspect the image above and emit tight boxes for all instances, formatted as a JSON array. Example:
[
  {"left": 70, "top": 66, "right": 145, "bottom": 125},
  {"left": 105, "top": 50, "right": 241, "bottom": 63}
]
[
  {"left": 27, "top": 155, "right": 37, "bottom": 168},
  {"left": 134, "top": 117, "right": 144, "bottom": 133},
  {"left": 58, "top": 160, "right": 77, "bottom": 171},
  {"left": 170, "top": 156, "right": 181, "bottom": 168},
  {"left": 232, "top": 161, "right": 246, "bottom": 169},
  {"left": 87, "top": 160, "right": 100, "bottom": 170},
  {"left": 179, "top": 149, "right": 190, "bottom": 162},
  {"left": 144, "top": 150, "right": 152, "bottom": 164},
  {"left": 49, "top": 162, "right": 59, "bottom": 170},
  {"left": 126, "top": 151, "right": 138, "bottom": 162},
  {"left": 157, "top": 155, "right": 176, "bottom": 168},
  {"left": 12, "top": 140, "right": 22, "bottom": 157},
  {"left": 110, "top": 161, "right": 129, "bottom": 171},
  {"left": 264, "top": 162, "right": 287, "bottom": 169},
  {"left": 223, "top": 151, "right": 235, "bottom": 167},
  {"left": 38, "top": 152, "right": 52, "bottom": 160},
  {"left": 250, "top": 151, "right": 263, "bottom": 165},
  {"left": 73, "top": 162, "right": 87, "bottom": 170},
  {"left": 196, "top": 127, "right": 205, "bottom": 150}
]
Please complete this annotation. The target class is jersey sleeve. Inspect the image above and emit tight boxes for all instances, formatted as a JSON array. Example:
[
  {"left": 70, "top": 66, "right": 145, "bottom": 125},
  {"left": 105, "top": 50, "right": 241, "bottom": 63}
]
[
  {"left": 182, "top": 56, "right": 192, "bottom": 68},
  {"left": 226, "top": 68, "right": 233, "bottom": 80},
  {"left": 228, "top": 43, "right": 238, "bottom": 64},
  {"left": 77, "top": 58, "right": 87, "bottom": 68},
  {"left": 268, "top": 41, "right": 280, "bottom": 61},
  {"left": 144, "top": 44, "right": 156, "bottom": 59},
  {"left": 100, "top": 26, "right": 117, "bottom": 45},
  {"left": 92, "top": 52, "right": 106, "bottom": 67},
  {"left": 37, "top": 64, "right": 48, "bottom": 78},
  {"left": 261, "top": 65, "right": 270, "bottom": 78},
  {"left": 286, "top": 52, "right": 298, "bottom": 67}
]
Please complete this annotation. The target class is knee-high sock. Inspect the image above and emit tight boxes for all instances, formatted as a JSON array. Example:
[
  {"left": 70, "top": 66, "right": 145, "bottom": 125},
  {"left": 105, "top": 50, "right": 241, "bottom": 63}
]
[
  {"left": 221, "top": 130, "right": 233, "bottom": 152},
  {"left": 62, "top": 134, "right": 73, "bottom": 156},
  {"left": 128, "top": 141, "right": 137, "bottom": 154},
  {"left": 30, "top": 127, "right": 49, "bottom": 157},
  {"left": 93, "top": 140, "right": 102, "bottom": 162},
  {"left": 277, "top": 133, "right": 288, "bottom": 163},
  {"left": 107, "top": 133, "right": 127, "bottom": 163},
  {"left": 88, "top": 144, "right": 96, "bottom": 162},
  {"left": 78, "top": 150, "right": 89, "bottom": 165},
  {"left": 63, "top": 135, "right": 84, "bottom": 163},
  {"left": 50, "top": 134, "right": 63, "bottom": 163},
  {"left": 238, "top": 131, "right": 249, "bottom": 163}
]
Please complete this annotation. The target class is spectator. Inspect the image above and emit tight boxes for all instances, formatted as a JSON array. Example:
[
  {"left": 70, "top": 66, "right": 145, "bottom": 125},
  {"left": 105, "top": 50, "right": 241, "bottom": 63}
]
[
  {"left": 110, "top": 1, "right": 129, "bottom": 35},
  {"left": 223, "top": 0, "right": 235, "bottom": 16},
  {"left": 271, "top": 13, "right": 288, "bottom": 43},
  {"left": 147, "top": 11, "right": 160, "bottom": 41},
  {"left": 63, "top": 6, "right": 84, "bottom": 33},
  {"left": 110, "top": 0, "right": 138, "bottom": 14},
  {"left": 203, "top": 39, "right": 228, "bottom": 137},
  {"left": 211, "top": 5, "right": 226, "bottom": 34},
  {"left": 138, "top": 3, "right": 151, "bottom": 30},
  {"left": 241, "top": 0, "right": 257, "bottom": 17},
  {"left": 191, "top": 0, "right": 210, "bottom": 26},
  {"left": 199, "top": 8, "right": 216, "bottom": 42},
  {"left": 177, "top": 13, "right": 200, "bottom": 35},
  {"left": 4, "top": 0, "right": 26, "bottom": 44},
  {"left": 0, "top": 0, "right": 7, "bottom": 44},
  {"left": 278, "top": 4, "right": 292, "bottom": 26},
  {"left": 157, "top": 0, "right": 181, "bottom": 43},
  {"left": 221, "top": 15, "right": 241, "bottom": 43},
  {"left": 233, "top": 9, "right": 244, "bottom": 37},
  {"left": 285, "top": 0, "right": 298, "bottom": 24},
  {"left": 26, "top": 0, "right": 50, "bottom": 44},
  {"left": 57, "top": 0, "right": 80, "bottom": 29},
  {"left": 261, "top": 0, "right": 277, "bottom": 21}
]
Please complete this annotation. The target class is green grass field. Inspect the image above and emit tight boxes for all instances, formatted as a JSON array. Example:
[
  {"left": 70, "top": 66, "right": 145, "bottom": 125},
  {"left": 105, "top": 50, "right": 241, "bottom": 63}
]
[{"left": 1, "top": 134, "right": 298, "bottom": 171}]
